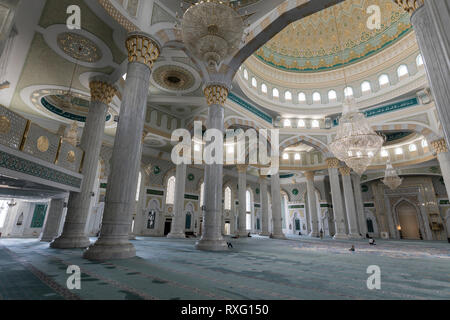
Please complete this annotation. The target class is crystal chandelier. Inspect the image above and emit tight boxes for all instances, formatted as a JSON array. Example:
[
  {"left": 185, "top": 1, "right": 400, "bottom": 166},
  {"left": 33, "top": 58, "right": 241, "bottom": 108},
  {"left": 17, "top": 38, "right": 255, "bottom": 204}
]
[
  {"left": 181, "top": 0, "right": 245, "bottom": 69},
  {"left": 329, "top": 97, "right": 384, "bottom": 175},
  {"left": 382, "top": 159, "right": 403, "bottom": 190}
]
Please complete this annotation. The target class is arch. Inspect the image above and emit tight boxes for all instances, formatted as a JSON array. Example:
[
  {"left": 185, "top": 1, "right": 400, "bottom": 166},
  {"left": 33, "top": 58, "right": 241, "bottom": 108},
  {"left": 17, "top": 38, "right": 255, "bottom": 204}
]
[
  {"left": 392, "top": 198, "right": 428, "bottom": 240},
  {"left": 298, "top": 92, "right": 306, "bottom": 102},
  {"left": 328, "top": 90, "right": 337, "bottom": 102},
  {"left": 370, "top": 123, "right": 441, "bottom": 143},
  {"left": 280, "top": 135, "right": 331, "bottom": 156},
  {"left": 165, "top": 175, "right": 176, "bottom": 205},
  {"left": 397, "top": 64, "right": 409, "bottom": 78},
  {"left": 361, "top": 81, "right": 372, "bottom": 94}
]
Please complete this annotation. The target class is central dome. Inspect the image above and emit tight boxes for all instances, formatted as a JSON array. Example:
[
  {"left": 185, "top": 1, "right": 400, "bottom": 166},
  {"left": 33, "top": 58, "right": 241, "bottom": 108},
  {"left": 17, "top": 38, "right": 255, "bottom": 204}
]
[{"left": 255, "top": 0, "right": 411, "bottom": 72}]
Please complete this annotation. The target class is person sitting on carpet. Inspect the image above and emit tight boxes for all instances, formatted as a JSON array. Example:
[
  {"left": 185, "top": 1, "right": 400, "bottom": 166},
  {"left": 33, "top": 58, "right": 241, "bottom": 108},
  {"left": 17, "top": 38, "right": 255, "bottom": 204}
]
[
  {"left": 349, "top": 245, "right": 355, "bottom": 252},
  {"left": 369, "top": 238, "right": 376, "bottom": 246}
]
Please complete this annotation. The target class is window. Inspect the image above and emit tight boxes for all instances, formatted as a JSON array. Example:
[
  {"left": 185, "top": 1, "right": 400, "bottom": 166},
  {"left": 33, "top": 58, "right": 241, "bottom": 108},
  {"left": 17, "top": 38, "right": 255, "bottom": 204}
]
[
  {"left": 395, "top": 147, "right": 403, "bottom": 155},
  {"left": 246, "top": 190, "right": 251, "bottom": 212},
  {"left": 261, "top": 83, "right": 267, "bottom": 94},
  {"left": 328, "top": 90, "right": 337, "bottom": 102},
  {"left": 416, "top": 54, "right": 424, "bottom": 67},
  {"left": 379, "top": 74, "right": 390, "bottom": 87},
  {"left": 0, "top": 200, "right": 8, "bottom": 228},
  {"left": 368, "top": 151, "right": 374, "bottom": 158},
  {"left": 381, "top": 149, "right": 389, "bottom": 157},
  {"left": 282, "top": 153, "right": 289, "bottom": 160},
  {"left": 246, "top": 213, "right": 252, "bottom": 230},
  {"left": 273, "top": 88, "right": 279, "bottom": 98},
  {"left": 294, "top": 153, "right": 301, "bottom": 160},
  {"left": 122, "top": 73, "right": 127, "bottom": 81},
  {"left": 397, "top": 65, "right": 409, "bottom": 78},
  {"left": 166, "top": 176, "right": 176, "bottom": 205},
  {"left": 200, "top": 182, "right": 205, "bottom": 207},
  {"left": 224, "top": 187, "right": 232, "bottom": 210},
  {"left": 344, "top": 87, "right": 354, "bottom": 98},
  {"left": 298, "top": 119, "right": 305, "bottom": 127},
  {"left": 252, "top": 77, "right": 257, "bottom": 87},
  {"left": 283, "top": 119, "right": 291, "bottom": 127},
  {"left": 243, "top": 69, "right": 248, "bottom": 80},
  {"left": 361, "top": 81, "right": 371, "bottom": 94},
  {"left": 285, "top": 91, "right": 292, "bottom": 101},
  {"left": 311, "top": 120, "right": 320, "bottom": 128},
  {"left": 298, "top": 92, "right": 306, "bottom": 102},
  {"left": 422, "top": 139, "right": 428, "bottom": 148},
  {"left": 227, "top": 145, "right": 234, "bottom": 154},
  {"left": 135, "top": 172, "right": 142, "bottom": 201},
  {"left": 312, "top": 92, "right": 321, "bottom": 103},
  {"left": 409, "top": 144, "right": 417, "bottom": 152}
]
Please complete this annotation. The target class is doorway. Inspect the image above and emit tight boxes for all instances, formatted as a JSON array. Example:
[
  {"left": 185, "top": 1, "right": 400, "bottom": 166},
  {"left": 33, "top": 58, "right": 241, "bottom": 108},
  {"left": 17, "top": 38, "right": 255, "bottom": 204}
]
[
  {"left": 164, "top": 219, "right": 172, "bottom": 236},
  {"left": 396, "top": 201, "right": 421, "bottom": 240}
]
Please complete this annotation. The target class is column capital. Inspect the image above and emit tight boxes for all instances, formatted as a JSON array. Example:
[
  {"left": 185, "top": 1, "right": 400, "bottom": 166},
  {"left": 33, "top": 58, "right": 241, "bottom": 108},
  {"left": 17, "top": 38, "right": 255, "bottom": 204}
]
[
  {"left": 326, "top": 158, "right": 340, "bottom": 169},
  {"left": 339, "top": 166, "right": 352, "bottom": 176},
  {"left": 203, "top": 84, "right": 229, "bottom": 106},
  {"left": 392, "top": 0, "right": 424, "bottom": 15},
  {"left": 126, "top": 32, "right": 160, "bottom": 69},
  {"left": 431, "top": 138, "right": 448, "bottom": 154},
  {"left": 236, "top": 164, "right": 248, "bottom": 173},
  {"left": 304, "top": 171, "right": 315, "bottom": 181},
  {"left": 89, "top": 81, "right": 117, "bottom": 105}
]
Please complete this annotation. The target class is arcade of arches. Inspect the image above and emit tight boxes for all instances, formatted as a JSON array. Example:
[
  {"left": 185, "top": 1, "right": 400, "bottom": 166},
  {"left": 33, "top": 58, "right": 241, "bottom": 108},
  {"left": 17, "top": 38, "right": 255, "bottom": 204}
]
[{"left": 0, "top": 0, "right": 449, "bottom": 300}]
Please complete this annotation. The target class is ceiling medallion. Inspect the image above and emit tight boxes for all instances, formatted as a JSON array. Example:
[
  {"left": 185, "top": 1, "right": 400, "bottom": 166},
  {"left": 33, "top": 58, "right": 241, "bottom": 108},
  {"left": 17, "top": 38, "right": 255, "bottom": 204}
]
[
  {"left": 153, "top": 65, "right": 195, "bottom": 91},
  {"left": 57, "top": 32, "right": 102, "bottom": 63},
  {"left": 382, "top": 160, "right": 403, "bottom": 190}
]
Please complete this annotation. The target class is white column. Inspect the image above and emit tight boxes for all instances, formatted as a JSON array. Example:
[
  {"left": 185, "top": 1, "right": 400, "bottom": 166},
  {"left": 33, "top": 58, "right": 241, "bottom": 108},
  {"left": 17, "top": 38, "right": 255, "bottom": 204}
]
[
  {"left": 352, "top": 174, "right": 367, "bottom": 237},
  {"left": 195, "top": 85, "right": 229, "bottom": 251},
  {"left": 51, "top": 78, "right": 117, "bottom": 249},
  {"left": 41, "top": 198, "right": 66, "bottom": 242},
  {"left": 236, "top": 165, "right": 248, "bottom": 236},
  {"left": 305, "top": 171, "right": 319, "bottom": 237},
  {"left": 84, "top": 33, "right": 160, "bottom": 260},
  {"left": 168, "top": 163, "right": 187, "bottom": 238},
  {"left": 259, "top": 175, "right": 270, "bottom": 236},
  {"left": 271, "top": 173, "right": 286, "bottom": 239},
  {"left": 339, "top": 167, "right": 362, "bottom": 239},
  {"left": 326, "top": 158, "right": 348, "bottom": 239}
]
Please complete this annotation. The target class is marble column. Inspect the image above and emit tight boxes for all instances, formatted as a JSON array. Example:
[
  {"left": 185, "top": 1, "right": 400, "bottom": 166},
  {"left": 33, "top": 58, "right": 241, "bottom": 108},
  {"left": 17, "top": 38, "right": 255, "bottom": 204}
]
[
  {"left": 259, "top": 175, "right": 270, "bottom": 236},
  {"left": 326, "top": 158, "right": 348, "bottom": 239},
  {"left": 270, "top": 173, "right": 286, "bottom": 239},
  {"left": 41, "top": 198, "right": 66, "bottom": 242},
  {"left": 236, "top": 164, "right": 248, "bottom": 237},
  {"left": 51, "top": 79, "right": 117, "bottom": 249},
  {"left": 195, "top": 85, "right": 229, "bottom": 251},
  {"left": 84, "top": 33, "right": 160, "bottom": 260},
  {"left": 339, "top": 167, "right": 362, "bottom": 239},
  {"left": 168, "top": 163, "right": 187, "bottom": 238},
  {"left": 352, "top": 174, "right": 367, "bottom": 237},
  {"left": 431, "top": 138, "right": 450, "bottom": 240},
  {"left": 393, "top": 1, "right": 450, "bottom": 144},
  {"left": 305, "top": 171, "right": 319, "bottom": 237}
]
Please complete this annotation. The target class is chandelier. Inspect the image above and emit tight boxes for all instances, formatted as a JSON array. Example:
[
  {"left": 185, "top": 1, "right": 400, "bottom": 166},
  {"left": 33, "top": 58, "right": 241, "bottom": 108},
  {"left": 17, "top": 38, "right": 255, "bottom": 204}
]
[
  {"left": 181, "top": 0, "right": 245, "bottom": 69},
  {"left": 329, "top": 97, "right": 384, "bottom": 175},
  {"left": 382, "top": 159, "right": 403, "bottom": 190}
]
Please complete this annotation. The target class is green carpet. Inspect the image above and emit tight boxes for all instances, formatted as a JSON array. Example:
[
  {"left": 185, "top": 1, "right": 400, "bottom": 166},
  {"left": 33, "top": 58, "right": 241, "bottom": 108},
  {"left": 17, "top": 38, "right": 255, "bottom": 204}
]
[{"left": 0, "top": 236, "right": 449, "bottom": 300}]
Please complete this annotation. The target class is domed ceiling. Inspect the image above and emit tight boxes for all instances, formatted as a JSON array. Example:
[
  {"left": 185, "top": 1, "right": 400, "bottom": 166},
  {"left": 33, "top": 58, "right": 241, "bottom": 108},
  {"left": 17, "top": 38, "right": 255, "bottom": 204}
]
[{"left": 254, "top": 0, "right": 411, "bottom": 72}]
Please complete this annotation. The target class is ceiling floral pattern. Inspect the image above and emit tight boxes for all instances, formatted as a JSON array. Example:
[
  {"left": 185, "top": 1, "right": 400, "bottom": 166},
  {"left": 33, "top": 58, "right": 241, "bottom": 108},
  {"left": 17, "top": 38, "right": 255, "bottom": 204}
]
[{"left": 254, "top": 0, "right": 411, "bottom": 72}]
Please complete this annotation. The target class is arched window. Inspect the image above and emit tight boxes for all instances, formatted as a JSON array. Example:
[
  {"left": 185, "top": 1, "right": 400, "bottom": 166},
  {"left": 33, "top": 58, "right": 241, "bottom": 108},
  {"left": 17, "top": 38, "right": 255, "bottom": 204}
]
[
  {"left": 298, "top": 92, "right": 306, "bottom": 102},
  {"left": 416, "top": 54, "right": 424, "bottom": 67},
  {"left": 311, "top": 120, "right": 320, "bottom": 128},
  {"left": 298, "top": 119, "right": 305, "bottom": 127},
  {"left": 361, "top": 81, "right": 372, "bottom": 94},
  {"left": 381, "top": 149, "right": 389, "bottom": 157},
  {"left": 252, "top": 77, "right": 257, "bottom": 87},
  {"left": 224, "top": 187, "right": 232, "bottom": 210},
  {"left": 312, "top": 92, "right": 321, "bottom": 103},
  {"left": 261, "top": 83, "right": 267, "bottom": 94},
  {"left": 0, "top": 200, "right": 8, "bottom": 228},
  {"left": 344, "top": 87, "right": 354, "bottom": 98},
  {"left": 135, "top": 172, "right": 142, "bottom": 201},
  {"left": 409, "top": 144, "right": 417, "bottom": 152},
  {"left": 199, "top": 182, "right": 205, "bottom": 207},
  {"left": 282, "top": 153, "right": 289, "bottom": 160},
  {"left": 395, "top": 147, "right": 403, "bottom": 155},
  {"left": 397, "top": 65, "right": 409, "bottom": 78},
  {"left": 243, "top": 69, "right": 248, "bottom": 80},
  {"left": 273, "top": 88, "right": 279, "bottom": 98},
  {"left": 422, "top": 139, "right": 428, "bottom": 148},
  {"left": 285, "top": 91, "right": 292, "bottom": 101},
  {"left": 246, "top": 190, "right": 251, "bottom": 212},
  {"left": 166, "top": 176, "right": 176, "bottom": 205},
  {"left": 328, "top": 90, "right": 337, "bottom": 102},
  {"left": 294, "top": 153, "right": 301, "bottom": 160},
  {"left": 379, "top": 74, "right": 390, "bottom": 87},
  {"left": 283, "top": 119, "right": 291, "bottom": 127}
]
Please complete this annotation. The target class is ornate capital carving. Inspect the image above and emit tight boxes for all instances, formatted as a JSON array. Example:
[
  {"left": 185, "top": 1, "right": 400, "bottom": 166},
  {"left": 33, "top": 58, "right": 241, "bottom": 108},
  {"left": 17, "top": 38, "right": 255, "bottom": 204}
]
[
  {"left": 326, "top": 158, "right": 340, "bottom": 169},
  {"left": 236, "top": 164, "right": 248, "bottom": 173},
  {"left": 204, "top": 85, "right": 229, "bottom": 106},
  {"left": 126, "top": 34, "right": 160, "bottom": 69},
  {"left": 431, "top": 138, "right": 448, "bottom": 154},
  {"left": 393, "top": 0, "right": 425, "bottom": 14},
  {"left": 339, "top": 166, "right": 352, "bottom": 176},
  {"left": 89, "top": 81, "right": 117, "bottom": 105},
  {"left": 304, "top": 171, "right": 315, "bottom": 180}
]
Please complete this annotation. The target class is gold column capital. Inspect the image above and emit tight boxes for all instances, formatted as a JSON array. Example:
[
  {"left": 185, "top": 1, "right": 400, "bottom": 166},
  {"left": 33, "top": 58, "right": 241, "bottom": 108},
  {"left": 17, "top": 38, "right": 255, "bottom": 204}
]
[
  {"left": 339, "top": 166, "right": 352, "bottom": 176},
  {"left": 304, "top": 171, "right": 315, "bottom": 181},
  {"left": 393, "top": 0, "right": 425, "bottom": 15},
  {"left": 431, "top": 138, "right": 448, "bottom": 154},
  {"left": 126, "top": 33, "right": 160, "bottom": 69},
  {"left": 204, "top": 85, "right": 229, "bottom": 106},
  {"left": 89, "top": 81, "right": 117, "bottom": 105},
  {"left": 236, "top": 164, "right": 248, "bottom": 173},
  {"left": 326, "top": 158, "right": 340, "bottom": 169}
]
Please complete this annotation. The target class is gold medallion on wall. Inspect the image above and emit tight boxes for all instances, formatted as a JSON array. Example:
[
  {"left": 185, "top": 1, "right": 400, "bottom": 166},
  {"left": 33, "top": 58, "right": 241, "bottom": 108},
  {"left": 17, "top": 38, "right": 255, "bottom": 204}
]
[
  {"left": 0, "top": 116, "right": 11, "bottom": 134},
  {"left": 67, "top": 150, "right": 76, "bottom": 163},
  {"left": 37, "top": 136, "right": 49, "bottom": 152}
]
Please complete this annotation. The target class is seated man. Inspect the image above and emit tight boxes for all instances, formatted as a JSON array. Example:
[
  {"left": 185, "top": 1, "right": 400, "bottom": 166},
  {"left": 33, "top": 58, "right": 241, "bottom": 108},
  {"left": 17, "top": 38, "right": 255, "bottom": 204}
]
[{"left": 369, "top": 238, "right": 376, "bottom": 245}]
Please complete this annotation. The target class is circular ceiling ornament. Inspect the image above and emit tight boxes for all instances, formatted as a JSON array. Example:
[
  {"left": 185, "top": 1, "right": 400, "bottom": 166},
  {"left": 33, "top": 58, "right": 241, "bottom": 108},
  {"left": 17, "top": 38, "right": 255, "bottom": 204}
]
[
  {"left": 152, "top": 65, "right": 196, "bottom": 92},
  {"left": 57, "top": 32, "right": 102, "bottom": 63}
]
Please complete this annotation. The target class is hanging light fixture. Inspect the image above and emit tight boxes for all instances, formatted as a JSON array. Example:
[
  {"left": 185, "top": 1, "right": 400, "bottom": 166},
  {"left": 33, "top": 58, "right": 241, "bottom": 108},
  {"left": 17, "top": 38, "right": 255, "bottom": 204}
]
[
  {"left": 180, "top": 0, "right": 245, "bottom": 70},
  {"left": 328, "top": 5, "right": 384, "bottom": 175},
  {"left": 382, "top": 159, "right": 403, "bottom": 190}
]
